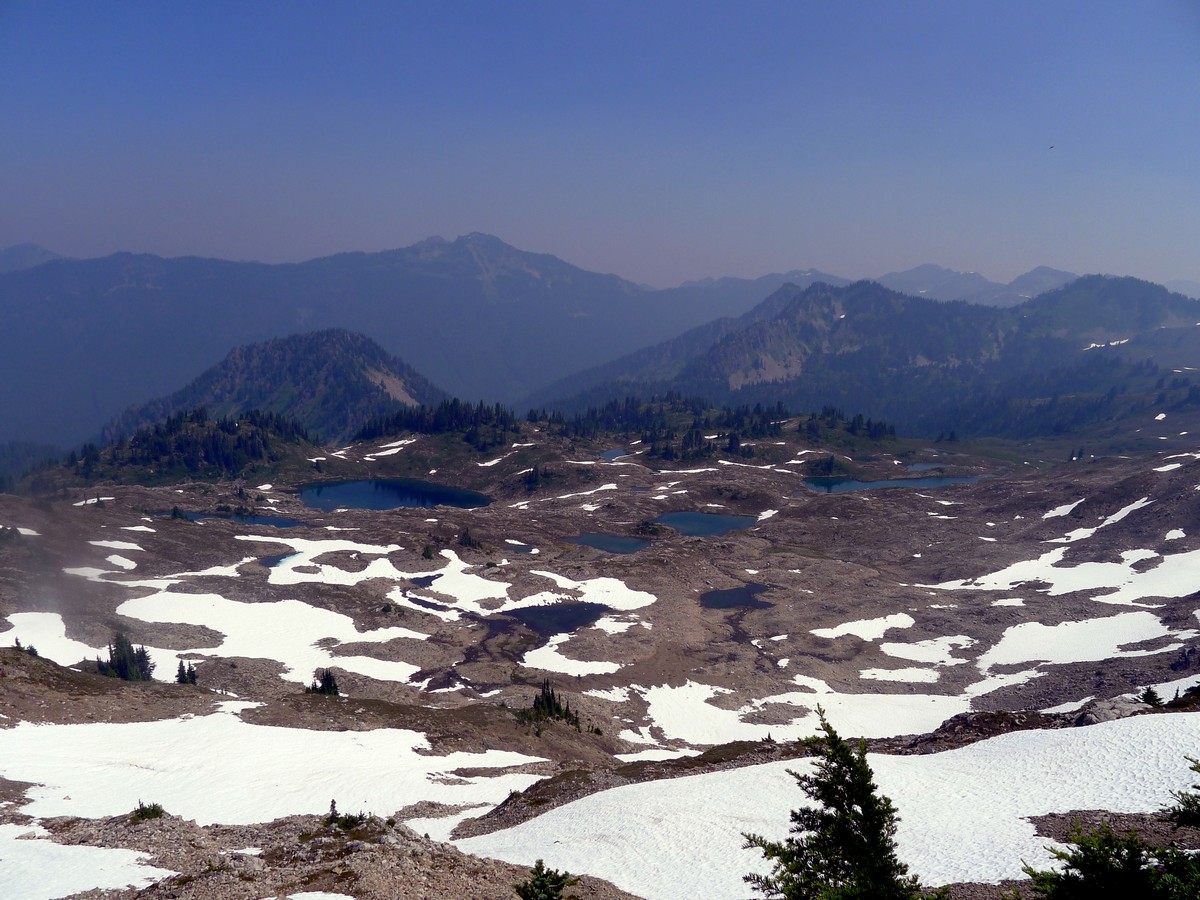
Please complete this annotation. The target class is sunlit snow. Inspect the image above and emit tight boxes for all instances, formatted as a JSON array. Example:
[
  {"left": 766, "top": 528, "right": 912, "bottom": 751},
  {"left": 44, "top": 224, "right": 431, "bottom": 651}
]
[
  {"left": 811, "top": 613, "right": 914, "bottom": 641},
  {"left": 0, "top": 705, "right": 545, "bottom": 828},
  {"left": 117, "top": 590, "right": 427, "bottom": 684},
  {"left": 975, "top": 611, "right": 1190, "bottom": 672},
  {"left": 458, "top": 713, "right": 1200, "bottom": 898},
  {"left": 522, "top": 634, "right": 622, "bottom": 676},
  {"left": 1, "top": 823, "right": 175, "bottom": 900}
]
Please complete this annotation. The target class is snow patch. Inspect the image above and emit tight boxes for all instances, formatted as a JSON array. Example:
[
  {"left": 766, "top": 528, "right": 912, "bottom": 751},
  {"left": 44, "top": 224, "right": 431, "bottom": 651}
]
[{"left": 811, "top": 613, "right": 915, "bottom": 641}]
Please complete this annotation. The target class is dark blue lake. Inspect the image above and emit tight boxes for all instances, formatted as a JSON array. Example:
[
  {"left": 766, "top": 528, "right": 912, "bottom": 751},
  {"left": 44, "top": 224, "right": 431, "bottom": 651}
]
[
  {"left": 407, "top": 594, "right": 452, "bottom": 612},
  {"left": 801, "top": 475, "right": 979, "bottom": 494},
  {"left": 565, "top": 533, "right": 650, "bottom": 554},
  {"left": 299, "top": 479, "right": 491, "bottom": 511},
  {"left": 506, "top": 602, "right": 612, "bottom": 636},
  {"left": 600, "top": 449, "right": 631, "bottom": 462},
  {"left": 652, "top": 511, "right": 757, "bottom": 537},
  {"left": 700, "top": 583, "right": 772, "bottom": 609}
]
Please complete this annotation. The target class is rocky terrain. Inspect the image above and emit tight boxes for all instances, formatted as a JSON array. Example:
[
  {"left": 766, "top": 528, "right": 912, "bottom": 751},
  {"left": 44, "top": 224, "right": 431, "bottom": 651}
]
[{"left": 3, "top": 419, "right": 1200, "bottom": 897}]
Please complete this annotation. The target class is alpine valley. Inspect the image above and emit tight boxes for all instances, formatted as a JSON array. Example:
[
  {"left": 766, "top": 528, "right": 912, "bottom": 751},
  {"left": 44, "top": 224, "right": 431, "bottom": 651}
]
[{"left": 4, "top": 239, "right": 1200, "bottom": 900}]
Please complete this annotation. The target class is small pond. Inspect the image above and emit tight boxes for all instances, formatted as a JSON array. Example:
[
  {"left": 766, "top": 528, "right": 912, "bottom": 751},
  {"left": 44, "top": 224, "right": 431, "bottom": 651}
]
[
  {"left": 166, "top": 511, "right": 306, "bottom": 528},
  {"left": 653, "top": 511, "right": 757, "bottom": 537},
  {"left": 801, "top": 475, "right": 980, "bottom": 494},
  {"left": 299, "top": 479, "right": 491, "bottom": 511},
  {"left": 700, "top": 583, "right": 772, "bottom": 610},
  {"left": 406, "top": 594, "right": 452, "bottom": 612},
  {"left": 565, "top": 533, "right": 650, "bottom": 554},
  {"left": 505, "top": 602, "right": 612, "bottom": 636},
  {"left": 600, "top": 449, "right": 631, "bottom": 462},
  {"left": 906, "top": 463, "right": 945, "bottom": 472}
]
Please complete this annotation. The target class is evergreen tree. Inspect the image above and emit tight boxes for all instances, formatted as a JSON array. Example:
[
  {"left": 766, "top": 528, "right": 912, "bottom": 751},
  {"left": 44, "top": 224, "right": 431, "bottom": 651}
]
[
  {"left": 515, "top": 680, "right": 582, "bottom": 731},
  {"left": 177, "top": 660, "right": 197, "bottom": 684},
  {"left": 97, "top": 631, "right": 155, "bottom": 681},
  {"left": 514, "top": 859, "right": 578, "bottom": 900},
  {"left": 743, "top": 708, "right": 945, "bottom": 899},
  {"left": 1164, "top": 756, "right": 1200, "bottom": 827},
  {"left": 306, "top": 668, "right": 339, "bottom": 695},
  {"left": 1011, "top": 822, "right": 1200, "bottom": 899}
]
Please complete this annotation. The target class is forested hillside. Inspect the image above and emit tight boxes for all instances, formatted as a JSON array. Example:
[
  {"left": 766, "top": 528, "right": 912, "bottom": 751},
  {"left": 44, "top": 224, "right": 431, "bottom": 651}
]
[
  {"left": 103, "top": 329, "right": 446, "bottom": 444},
  {"left": 547, "top": 276, "right": 1200, "bottom": 442}
]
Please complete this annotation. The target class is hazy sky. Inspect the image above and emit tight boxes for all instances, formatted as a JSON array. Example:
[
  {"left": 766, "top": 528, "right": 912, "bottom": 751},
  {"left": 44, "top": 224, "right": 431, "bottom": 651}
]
[{"left": 2, "top": 1, "right": 1198, "bottom": 287}]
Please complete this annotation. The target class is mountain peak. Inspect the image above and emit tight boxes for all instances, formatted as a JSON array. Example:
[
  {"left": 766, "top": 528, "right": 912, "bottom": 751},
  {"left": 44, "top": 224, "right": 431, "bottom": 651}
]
[
  {"left": 103, "top": 329, "right": 447, "bottom": 444},
  {"left": 456, "top": 232, "right": 512, "bottom": 249},
  {"left": 875, "top": 264, "right": 998, "bottom": 301}
]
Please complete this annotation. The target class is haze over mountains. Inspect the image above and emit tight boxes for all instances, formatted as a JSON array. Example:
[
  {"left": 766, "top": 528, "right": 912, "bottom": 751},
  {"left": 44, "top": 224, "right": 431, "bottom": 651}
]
[
  {"left": 873, "top": 263, "right": 1078, "bottom": 306},
  {"left": 1, "top": 235, "right": 1196, "bottom": 452},
  {"left": 0, "top": 234, "right": 744, "bottom": 446},
  {"left": 0, "top": 242, "right": 65, "bottom": 274}
]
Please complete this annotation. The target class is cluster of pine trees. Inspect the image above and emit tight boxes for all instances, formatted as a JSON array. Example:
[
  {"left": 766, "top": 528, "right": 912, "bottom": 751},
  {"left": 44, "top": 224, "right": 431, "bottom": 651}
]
[
  {"left": 96, "top": 632, "right": 154, "bottom": 681},
  {"left": 517, "top": 680, "right": 581, "bottom": 733},
  {"left": 354, "top": 392, "right": 897, "bottom": 464},
  {"left": 22, "top": 407, "right": 313, "bottom": 492},
  {"left": 356, "top": 398, "right": 521, "bottom": 449},
  {"left": 109, "top": 408, "right": 309, "bottom": 477},
  {"left": 800, "top": 405, "right": 897, "bottom": 441},
  {"left": 306, "top": 668, "right": 339, "bottom": 695}
]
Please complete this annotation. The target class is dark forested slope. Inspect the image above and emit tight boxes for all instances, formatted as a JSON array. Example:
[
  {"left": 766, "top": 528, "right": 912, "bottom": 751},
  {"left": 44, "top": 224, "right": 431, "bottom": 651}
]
[{"left": 103, "top": 330, "right": 446, "bottom": 444}]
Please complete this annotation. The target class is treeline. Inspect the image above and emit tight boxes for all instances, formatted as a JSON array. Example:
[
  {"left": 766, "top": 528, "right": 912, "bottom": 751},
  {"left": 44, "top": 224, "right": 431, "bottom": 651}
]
[
  {"left": 939, "top": 356, "right": 1195, "bottom": 440},
  {"left": 356, "top": 398, "right": 522, "bottom": 452},
  {"left": 0, "top": 440, "right": 60, "bottom": 494},
  {"left": 24, "top": 407, "right": 312, "bottom": 492},
  {"left": 535, "top": 395, "right": 786, "bottom": 461},
  {"left": 357, "top": 393, "right": 896, "bottom": 462},
  {"left": 802, "top": 405, "right": 896, "bottom": 441}
]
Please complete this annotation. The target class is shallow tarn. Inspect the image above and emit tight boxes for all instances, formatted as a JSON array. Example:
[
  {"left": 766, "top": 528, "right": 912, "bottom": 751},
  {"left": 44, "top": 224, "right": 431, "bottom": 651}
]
[{"left": 299, "top": 478, "right": 491, "bottom": 511}]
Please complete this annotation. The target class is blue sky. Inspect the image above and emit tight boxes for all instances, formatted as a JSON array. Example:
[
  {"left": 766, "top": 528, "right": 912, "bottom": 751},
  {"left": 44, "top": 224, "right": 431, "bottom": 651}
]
[{"left": 1, "top": 1, "right": 1197, "bottom": 286}]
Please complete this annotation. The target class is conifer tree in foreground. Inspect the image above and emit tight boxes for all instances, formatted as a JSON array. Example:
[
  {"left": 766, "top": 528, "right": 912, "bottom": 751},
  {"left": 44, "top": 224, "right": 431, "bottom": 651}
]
[
  {"left": 1009, "top": 821, "right": 1200, "bottom": 898},
  {"left": 743, "top": 707, "right": 946, "bottom": 899},
  {"left": 1164, "top": 755, "right": 1200, "bottom": 827}
]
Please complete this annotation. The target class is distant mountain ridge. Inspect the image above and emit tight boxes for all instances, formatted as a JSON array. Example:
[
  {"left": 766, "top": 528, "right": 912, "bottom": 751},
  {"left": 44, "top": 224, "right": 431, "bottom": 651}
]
[
  {"left": 874, "top": 263, "right": 1078, "bottom": 306},
  {"left": 0, "top": 231, "right": 1188, "bottom": 447},
  {"left": 1166, "top": 279, "right": 1200, "bottom": 300},
  {"left": 0, "top": 243, "right": 66, "bottom": 273},
  {"left": 546, "top": 275, "right": 1200, "bottom": 440},
  {"left": 528, "top": 265, "right": 1078, "bottom": 410},
  {"left": 0, "top": 233, "right": 800, "bottom": 446},
  {"left": 102, "top": 329, "right": 446, "bottom": 444}
]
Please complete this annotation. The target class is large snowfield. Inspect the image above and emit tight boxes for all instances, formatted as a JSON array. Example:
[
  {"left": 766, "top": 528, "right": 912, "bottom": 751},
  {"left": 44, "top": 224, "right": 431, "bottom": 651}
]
[
  {"left": 459, "top": 712, "right": 1200, "bottom": 898},
  {"left": 0, "top": 702, "right": 544, "bottom": 899}
]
